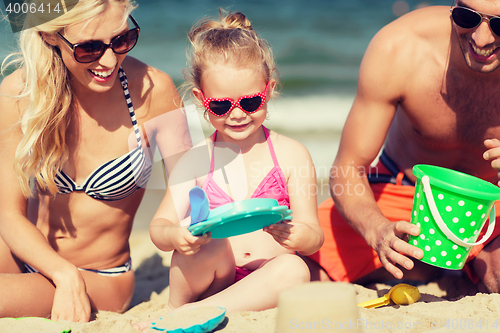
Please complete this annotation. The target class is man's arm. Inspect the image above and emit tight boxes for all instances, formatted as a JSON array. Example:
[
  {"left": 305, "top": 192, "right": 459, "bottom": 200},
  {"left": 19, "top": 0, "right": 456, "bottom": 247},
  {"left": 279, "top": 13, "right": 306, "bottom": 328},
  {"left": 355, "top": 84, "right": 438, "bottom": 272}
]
[{"left": 331, "top": 20, "right": 423, "bottom": 279}]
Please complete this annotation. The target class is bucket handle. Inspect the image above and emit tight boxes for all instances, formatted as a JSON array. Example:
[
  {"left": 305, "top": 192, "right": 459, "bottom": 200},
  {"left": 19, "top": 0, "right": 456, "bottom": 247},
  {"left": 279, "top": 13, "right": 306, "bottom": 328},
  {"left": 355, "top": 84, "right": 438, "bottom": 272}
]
[{"left": 422, "top": 175, "right": 495, "bottom": 248}]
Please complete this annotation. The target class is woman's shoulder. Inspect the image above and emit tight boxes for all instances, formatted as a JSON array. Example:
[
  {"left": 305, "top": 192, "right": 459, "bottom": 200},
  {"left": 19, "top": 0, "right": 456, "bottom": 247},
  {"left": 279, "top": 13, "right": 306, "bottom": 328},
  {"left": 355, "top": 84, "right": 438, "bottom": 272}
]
[
  {"left": 168, "top": 137, "right": 212, "bottom": 185},
  {"left": 0, "top": 68, "right": 24, "bottom": 95},
  {"left": 121, "top": 56, "right": 177, "bottom": 93},
  {"left": 0, "top": 69, "right": 26, "bottom": 125},
  {"left": 0, "top": 70, "right": 25, "bottom": 150},
  {"left": 121, "top": 56, "right": 181, "bottom": 119}
]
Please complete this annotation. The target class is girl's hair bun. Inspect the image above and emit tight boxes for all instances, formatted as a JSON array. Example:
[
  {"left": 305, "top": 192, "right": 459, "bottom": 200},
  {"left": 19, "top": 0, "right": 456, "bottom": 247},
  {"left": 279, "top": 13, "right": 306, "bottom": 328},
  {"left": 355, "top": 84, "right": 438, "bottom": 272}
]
[
  {"left": 221, "top": 11, "right": 252, "bottom": 30},
  {"left": 188, "top": 8, "right": 252, "bottom": 42}
]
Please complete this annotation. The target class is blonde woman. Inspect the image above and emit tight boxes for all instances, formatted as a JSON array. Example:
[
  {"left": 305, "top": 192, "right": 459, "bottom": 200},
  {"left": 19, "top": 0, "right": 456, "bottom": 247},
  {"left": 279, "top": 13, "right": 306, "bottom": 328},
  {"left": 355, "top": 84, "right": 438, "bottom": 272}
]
[{"left": 0, "top": 0, "right": 191, "bottom": 322}]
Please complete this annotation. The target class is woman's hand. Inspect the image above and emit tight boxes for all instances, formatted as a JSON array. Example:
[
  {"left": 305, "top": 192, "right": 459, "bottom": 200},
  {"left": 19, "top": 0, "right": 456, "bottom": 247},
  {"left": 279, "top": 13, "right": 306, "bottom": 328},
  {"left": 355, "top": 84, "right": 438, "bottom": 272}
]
[
  {"left": 50, "top": 268, "right": 91, "bottom": 322},
  {"left": 367, "top": 220, "right": 422, "bottom": 279}
]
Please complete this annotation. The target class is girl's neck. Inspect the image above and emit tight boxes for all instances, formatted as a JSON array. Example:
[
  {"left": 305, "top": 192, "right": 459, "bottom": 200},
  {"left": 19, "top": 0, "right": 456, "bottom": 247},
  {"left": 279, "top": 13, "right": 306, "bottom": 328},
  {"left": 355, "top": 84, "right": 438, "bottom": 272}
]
[{"left": 214, "top": 125, "right": 267, "bottom": 153}]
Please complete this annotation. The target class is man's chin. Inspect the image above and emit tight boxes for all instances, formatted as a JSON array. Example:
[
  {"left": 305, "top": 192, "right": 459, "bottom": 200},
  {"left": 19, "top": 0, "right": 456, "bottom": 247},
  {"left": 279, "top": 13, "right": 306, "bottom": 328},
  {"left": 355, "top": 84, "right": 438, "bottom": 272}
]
[{"left": 464, "top": 54, "right": 500, "bottom": 74}]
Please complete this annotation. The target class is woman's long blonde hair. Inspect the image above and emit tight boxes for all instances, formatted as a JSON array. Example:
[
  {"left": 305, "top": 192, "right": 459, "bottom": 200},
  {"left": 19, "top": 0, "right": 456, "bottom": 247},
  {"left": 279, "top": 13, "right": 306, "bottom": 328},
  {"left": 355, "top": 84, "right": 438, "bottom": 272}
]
[
  {"left": 1, "top": 0, "right": 135, "bottom": 197},
  {"left": 183, "top": 9, "right": 279, "bottom": 109}
]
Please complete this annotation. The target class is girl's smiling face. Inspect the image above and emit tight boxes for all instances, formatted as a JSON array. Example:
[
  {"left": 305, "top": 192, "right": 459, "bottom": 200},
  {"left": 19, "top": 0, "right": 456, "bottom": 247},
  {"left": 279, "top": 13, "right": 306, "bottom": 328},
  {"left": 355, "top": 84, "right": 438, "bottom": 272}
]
[
  {"left": 194, "top": 63, "right": 274, "bottom": 144},
  {"left": 53, "top": 2, "right": 130, "bottom": 94}
]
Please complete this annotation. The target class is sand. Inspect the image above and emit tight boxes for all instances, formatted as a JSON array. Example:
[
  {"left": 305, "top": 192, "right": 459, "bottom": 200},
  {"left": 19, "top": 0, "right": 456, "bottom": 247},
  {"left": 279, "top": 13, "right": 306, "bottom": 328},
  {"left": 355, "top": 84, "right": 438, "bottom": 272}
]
[{"left": 2, "top": 228, "right": 499, "bottom": 333}]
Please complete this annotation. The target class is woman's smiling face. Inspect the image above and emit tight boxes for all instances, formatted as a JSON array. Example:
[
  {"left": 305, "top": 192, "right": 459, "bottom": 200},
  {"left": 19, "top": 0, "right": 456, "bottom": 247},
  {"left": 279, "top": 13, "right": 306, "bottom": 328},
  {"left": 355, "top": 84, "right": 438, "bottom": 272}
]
[{"left": 56, "top": 1, "right": 130, "bottom": 94}]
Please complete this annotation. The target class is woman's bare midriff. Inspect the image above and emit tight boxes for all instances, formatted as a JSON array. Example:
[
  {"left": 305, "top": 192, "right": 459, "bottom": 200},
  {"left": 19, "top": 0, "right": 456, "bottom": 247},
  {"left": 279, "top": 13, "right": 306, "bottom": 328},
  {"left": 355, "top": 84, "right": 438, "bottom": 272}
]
[{"left": 29, "top": 188, "right": 145, "bottom": 271}]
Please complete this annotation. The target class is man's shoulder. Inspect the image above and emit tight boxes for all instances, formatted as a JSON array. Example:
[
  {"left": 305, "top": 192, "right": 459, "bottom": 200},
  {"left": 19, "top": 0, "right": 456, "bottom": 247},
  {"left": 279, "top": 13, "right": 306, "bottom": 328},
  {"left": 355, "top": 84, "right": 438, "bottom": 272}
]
[
  {"left": 372, "top": 6, "right": 451, "bottom": 56},
  {"left": 360, "top": 5, "right": 451, "bottom": 84}
]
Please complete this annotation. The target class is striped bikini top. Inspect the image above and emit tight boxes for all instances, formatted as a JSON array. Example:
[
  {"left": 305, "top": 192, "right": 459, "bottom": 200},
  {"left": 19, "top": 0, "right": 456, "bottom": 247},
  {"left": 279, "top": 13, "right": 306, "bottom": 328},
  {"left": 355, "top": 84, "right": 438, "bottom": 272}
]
[{"left": 54, "top": 68, "right": 153, "bottom": 201}]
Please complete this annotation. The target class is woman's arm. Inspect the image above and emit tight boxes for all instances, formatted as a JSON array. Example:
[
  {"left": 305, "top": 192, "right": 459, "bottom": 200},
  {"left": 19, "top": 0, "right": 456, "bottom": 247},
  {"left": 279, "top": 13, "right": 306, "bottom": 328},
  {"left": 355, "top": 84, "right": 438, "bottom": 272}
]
[
  {"left": 127, "top": 60, "right": 192, "bottom": 176},
  {"left": 0, "top": 71, "right": 90, "bottom": 322}
]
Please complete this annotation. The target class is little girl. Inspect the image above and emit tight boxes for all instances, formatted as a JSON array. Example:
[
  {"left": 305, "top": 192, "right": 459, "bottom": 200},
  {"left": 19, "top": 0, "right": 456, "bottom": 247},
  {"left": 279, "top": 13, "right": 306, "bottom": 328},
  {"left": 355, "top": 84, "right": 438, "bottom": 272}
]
[{"left": 136, "top": 10, "right": 323, "bottom": 329}]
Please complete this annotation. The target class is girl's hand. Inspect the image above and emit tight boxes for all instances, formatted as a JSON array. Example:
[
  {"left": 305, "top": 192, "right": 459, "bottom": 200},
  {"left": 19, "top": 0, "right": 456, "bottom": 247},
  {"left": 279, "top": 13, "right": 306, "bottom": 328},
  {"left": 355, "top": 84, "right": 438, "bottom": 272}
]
[
  {"left": 168, "top": 227, "right": 212, "bottom": 255},
  {"left": 264, "top": 221, "right": 310, "bottom": 251},
  {"left": 51, "top": 269, "right": 91, "bottom": 322},
  {"left": 484, "top": 138, "right": 500, "bottom": 186}
]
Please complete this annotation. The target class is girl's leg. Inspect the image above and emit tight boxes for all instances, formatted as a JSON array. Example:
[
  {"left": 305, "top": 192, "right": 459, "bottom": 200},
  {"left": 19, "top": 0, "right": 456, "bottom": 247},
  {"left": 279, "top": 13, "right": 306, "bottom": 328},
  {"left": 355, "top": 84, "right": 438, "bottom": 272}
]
[
  {"left": 168, "top": 239, "right": 235, "bottom": 309},
  {"left": 134, "top": 253, "right": 309, "bottom": 332},
  {"left": 181, "top": 253, "right": 310, "bottom": 312}
]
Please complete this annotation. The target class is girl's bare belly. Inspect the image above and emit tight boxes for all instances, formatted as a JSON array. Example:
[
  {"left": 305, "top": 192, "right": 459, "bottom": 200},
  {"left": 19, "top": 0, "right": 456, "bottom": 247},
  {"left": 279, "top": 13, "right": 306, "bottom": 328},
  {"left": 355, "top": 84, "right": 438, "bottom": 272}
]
[{"left": 229, "top": 229, "right": 293, "bottom": 270}]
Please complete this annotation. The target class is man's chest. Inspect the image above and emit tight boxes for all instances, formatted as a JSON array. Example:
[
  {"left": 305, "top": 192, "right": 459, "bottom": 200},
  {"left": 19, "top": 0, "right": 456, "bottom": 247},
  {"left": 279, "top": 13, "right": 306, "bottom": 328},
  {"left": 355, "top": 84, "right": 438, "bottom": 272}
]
[{"left": 400, "top": 73, "right": 500, "bottom": 149}]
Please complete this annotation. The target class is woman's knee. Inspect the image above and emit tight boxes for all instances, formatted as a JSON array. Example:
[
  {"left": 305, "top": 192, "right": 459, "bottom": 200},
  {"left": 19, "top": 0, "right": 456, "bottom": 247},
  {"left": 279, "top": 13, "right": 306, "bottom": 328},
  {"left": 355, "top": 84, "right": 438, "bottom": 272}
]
[{"left": 0, "top": 273, "right": 54, "bottom": 318}]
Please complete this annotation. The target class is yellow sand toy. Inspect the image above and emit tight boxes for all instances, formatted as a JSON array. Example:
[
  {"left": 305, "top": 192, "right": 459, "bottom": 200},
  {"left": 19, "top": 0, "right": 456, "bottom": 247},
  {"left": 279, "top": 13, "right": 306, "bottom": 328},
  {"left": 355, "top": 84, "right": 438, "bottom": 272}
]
[{"left": 357, "top": 283, "right": 421, "bottom": 309}]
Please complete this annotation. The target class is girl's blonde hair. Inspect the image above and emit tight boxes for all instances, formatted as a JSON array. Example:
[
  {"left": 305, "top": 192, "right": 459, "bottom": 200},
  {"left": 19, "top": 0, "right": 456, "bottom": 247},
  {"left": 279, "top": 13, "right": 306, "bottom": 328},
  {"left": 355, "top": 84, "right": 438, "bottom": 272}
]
[
  {"left": 1, "top": 0, "right": 136, "bottom": 197},
  {"left": 183, "top": 9, "right": 279, "bottom": 104}
]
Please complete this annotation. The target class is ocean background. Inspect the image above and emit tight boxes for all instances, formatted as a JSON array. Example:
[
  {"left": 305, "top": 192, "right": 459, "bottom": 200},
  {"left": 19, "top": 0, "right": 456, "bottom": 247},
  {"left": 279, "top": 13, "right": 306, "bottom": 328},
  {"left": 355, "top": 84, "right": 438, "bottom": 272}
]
[{"left": 0, "top": 0, "right": 450, "bottom": 226}]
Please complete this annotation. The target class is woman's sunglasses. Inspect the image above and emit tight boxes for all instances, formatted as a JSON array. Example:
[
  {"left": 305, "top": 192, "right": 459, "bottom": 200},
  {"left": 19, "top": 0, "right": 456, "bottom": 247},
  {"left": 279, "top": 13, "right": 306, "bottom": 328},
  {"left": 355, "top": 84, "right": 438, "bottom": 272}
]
[
  {"left": 57, "top": 15, "right": 140, "bottom": 63},
  {"left": 200, "top": 82, "right": 271, "bottom": 117},
  {"left": 451, "top": 6, "right": 500, "bottom": 37}
]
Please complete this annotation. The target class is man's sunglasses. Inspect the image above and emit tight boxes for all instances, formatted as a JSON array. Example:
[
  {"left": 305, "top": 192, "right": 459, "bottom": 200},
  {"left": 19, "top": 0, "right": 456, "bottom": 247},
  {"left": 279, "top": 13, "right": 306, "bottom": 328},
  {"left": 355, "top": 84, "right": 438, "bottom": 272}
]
[
  {"left": 451, "top": 6, "right": 500, "bottom": 37},
  {"left": 200, "top": 82, "right": 271, "bottom": 117},
  {"left": 57, "top": 15, "right": 140, "bottom": 63}
]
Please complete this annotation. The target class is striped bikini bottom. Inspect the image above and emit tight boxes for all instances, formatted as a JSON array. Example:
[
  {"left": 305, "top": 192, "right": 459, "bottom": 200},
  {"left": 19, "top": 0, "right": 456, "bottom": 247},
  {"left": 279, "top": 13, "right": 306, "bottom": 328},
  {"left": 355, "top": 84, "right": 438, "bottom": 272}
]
[{"left": 24, "top": 258, "right": 132, "bottom": 277}]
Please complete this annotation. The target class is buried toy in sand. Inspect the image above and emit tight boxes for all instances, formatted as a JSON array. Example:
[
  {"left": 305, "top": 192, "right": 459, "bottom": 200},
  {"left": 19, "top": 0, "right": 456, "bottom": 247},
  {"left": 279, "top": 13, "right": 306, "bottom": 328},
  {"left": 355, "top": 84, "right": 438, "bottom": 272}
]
[
  {"left": 357, "top": 283, "right": 421, "bottom": 309},
  {"left": 150, "top": 306, "right": 226, "bottom": 332}
]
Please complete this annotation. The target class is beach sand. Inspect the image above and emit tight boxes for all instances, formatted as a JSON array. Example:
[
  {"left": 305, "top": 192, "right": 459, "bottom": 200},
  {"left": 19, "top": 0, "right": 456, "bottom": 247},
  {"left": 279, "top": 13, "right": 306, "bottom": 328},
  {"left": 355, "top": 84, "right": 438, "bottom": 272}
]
[{"left": 2, "top": 227, "right": 497, "bottom": 333}]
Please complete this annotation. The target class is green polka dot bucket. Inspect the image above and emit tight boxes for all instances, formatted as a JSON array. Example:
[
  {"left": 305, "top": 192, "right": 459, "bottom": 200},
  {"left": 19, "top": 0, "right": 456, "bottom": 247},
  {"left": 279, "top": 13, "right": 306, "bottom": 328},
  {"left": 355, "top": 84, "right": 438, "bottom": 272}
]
[{"left": 408, "top": 165, "right": 500, "bottom": 270}]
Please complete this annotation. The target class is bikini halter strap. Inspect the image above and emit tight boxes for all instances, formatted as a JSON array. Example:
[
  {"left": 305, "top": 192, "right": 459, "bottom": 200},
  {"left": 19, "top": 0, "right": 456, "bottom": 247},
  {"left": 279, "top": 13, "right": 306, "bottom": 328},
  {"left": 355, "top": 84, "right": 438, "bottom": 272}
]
[{"left": 209, "top": 126, "right": 277, "bottom": 173}]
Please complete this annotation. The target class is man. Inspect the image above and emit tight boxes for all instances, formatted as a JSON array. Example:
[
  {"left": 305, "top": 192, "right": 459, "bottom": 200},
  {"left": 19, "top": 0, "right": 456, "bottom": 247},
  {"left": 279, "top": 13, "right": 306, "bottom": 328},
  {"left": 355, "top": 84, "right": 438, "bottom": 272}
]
[{"left": 308, "top": 0, "right": 500, "bottom": 293}]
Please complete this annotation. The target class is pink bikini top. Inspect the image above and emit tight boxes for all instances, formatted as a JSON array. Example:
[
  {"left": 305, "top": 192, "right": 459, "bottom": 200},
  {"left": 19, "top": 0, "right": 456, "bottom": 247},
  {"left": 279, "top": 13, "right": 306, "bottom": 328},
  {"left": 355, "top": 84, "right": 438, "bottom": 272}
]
[{"left": 202, "top": 126, "right": 290, "bottom": 210}]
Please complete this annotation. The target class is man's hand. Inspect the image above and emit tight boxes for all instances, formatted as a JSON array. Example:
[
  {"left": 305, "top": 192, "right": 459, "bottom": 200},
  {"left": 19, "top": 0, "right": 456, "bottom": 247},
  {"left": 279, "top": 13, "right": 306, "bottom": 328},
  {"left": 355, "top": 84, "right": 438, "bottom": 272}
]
[
  {"left": 484, "top": 138, "right": 500, "bottom": 186},
  {"left": 368, "top": 220, "right": 423, "bottom": 279}
]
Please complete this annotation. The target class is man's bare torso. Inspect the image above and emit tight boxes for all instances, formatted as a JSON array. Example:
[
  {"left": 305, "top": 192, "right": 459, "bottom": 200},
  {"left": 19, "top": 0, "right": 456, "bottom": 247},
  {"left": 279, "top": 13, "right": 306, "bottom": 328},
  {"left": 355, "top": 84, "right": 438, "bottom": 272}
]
[{"left": 383, "top": 6, "right": 500, "bottom": 184}]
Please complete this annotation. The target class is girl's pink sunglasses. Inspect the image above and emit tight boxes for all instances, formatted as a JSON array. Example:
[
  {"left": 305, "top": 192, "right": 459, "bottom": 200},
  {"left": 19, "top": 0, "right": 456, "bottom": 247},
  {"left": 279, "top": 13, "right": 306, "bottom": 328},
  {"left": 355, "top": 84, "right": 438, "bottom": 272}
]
[{"left": 200, "top": 82, "right": 270, "bottom": 116}]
